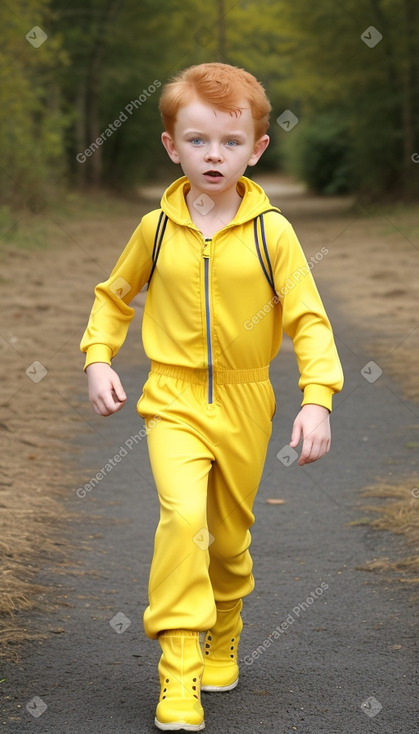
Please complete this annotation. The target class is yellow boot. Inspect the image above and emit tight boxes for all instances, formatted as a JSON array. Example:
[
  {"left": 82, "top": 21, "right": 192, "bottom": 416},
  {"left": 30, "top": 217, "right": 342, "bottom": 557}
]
[
  {"left": 201, "top": 600, "right": 242, "bottom": 692},
  {"left": 155, "top": 630, "right": 205, "bottom": 731}
]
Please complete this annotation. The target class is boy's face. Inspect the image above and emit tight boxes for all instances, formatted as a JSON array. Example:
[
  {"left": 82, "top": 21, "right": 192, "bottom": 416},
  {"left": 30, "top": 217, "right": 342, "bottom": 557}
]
[{"left": 161, "top": 97, "right": 269, "bottom": 197}]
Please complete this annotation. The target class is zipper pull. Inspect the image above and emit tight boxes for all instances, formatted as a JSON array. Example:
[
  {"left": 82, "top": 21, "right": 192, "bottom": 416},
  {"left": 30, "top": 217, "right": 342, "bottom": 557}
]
[{"left": 202, "top": 238, "right": 211, "bottom": 258}]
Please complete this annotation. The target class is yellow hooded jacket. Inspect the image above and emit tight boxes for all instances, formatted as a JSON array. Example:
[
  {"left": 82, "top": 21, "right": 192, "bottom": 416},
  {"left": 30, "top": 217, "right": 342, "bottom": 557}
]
[{"left": 80, "top": 176, "right": 343, "bottom": 410}]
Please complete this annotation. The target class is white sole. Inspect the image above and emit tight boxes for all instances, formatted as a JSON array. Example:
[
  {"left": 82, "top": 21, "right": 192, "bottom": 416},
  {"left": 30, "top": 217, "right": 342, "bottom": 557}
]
[
  {"left": 201, "top": 677, "right": 239, "bottom": 692},
  {"left": 154, "top": 717, "right": 205, "bottom": 731}
]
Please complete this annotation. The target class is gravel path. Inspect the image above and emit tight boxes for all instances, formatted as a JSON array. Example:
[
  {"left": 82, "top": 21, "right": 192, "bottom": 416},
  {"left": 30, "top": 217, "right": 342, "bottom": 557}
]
[{"left": 1, "top": 225, "right": 418, "bottom": 734}]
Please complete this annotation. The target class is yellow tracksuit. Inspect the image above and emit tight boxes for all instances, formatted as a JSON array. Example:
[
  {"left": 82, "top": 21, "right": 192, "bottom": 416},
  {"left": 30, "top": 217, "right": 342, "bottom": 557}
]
[{"left": 80, "top": 176, "right": 343, "bottom": 639}]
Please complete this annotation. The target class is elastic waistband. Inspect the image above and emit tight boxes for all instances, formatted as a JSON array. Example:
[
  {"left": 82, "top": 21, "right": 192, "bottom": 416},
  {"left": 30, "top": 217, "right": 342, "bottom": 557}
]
[{"left": 150, "top": 361, "right": 269, "bottom": 385}]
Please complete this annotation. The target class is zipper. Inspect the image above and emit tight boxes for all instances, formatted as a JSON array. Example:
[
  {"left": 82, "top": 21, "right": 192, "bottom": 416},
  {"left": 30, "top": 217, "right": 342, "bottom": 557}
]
[{"left": 202, "top": 238, "right": 213, "bottom": 404}]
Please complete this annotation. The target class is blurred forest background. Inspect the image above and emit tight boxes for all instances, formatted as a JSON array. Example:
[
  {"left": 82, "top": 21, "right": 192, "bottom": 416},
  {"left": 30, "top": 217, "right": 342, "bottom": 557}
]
[
  {"left": 1, "top": 0, "right": 418, "bottom": 208},
  {"left": 1, "top": 0, "right": 419, "bottom": 663}
]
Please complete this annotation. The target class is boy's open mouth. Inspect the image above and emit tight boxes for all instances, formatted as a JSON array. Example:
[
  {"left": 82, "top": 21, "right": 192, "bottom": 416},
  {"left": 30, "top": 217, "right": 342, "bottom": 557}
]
[{"left": 204, "top": 170, "right": 223, "bottom": 179}]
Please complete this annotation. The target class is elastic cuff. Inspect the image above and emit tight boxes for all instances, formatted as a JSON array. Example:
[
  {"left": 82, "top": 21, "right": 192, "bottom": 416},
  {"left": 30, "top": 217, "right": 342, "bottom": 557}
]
[
  {"left": 83, "top": 344, "right": 113, "bottom": 370},
  {"left": 159, "top": 629, "right": 201, "bottom": 638},
  {"left": 301, "top": 384, "right": 334, "bottom": 412}
]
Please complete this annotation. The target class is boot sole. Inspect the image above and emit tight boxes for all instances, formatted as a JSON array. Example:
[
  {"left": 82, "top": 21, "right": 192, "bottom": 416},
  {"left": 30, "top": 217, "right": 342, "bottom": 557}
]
[
  {"left": 154, "top": 717, "right": 205, "bottom": 731},
  {"left": 201, "top": 677, "right": 239, "bottom": 692}
]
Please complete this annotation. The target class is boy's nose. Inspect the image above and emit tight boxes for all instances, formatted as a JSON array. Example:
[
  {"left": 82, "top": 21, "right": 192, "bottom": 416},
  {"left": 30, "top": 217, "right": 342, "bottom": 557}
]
[{"left": 205, "top": 145, "right": 223, "bottom": 162}]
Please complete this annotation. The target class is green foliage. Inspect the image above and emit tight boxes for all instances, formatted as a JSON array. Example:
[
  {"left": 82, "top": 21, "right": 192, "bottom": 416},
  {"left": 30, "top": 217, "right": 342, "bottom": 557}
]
[
  {"left": 0, "top": 0, "right": 417, "bottom": 203},
  {"left": 281, "top": 113, "right": 351, "bottom": 194},
  {"left": 269, "top": 0, "right": 419, "bottom": 197},
  {"left": 0, "top": 0, "right": 68, "bottom": 206}
]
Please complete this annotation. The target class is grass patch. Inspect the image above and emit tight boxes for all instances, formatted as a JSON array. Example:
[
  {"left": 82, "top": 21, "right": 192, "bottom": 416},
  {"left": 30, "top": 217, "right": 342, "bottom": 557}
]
[
  {"left": 352, "top": 479, "right": 419, "bottom": 587},
  {"left": 0, "top": 493, "right": 69, "bottom": 661},
  {"left": 373, "top": 339, "right": 419, "bottom": 404},
  {"left": 0, "top": 189, "right": 148, "bottom": 254},
  {"left": 351, "top": 198, "right": 419, "bottom": 222},
  {"left": 359, "top": 203, "right": 419, "bottom": 240}
]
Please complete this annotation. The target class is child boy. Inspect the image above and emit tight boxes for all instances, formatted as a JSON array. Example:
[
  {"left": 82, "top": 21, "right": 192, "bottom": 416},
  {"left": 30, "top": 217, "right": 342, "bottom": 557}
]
[{"left": 80, "top": 62, "right": 343, "bottom": 731}]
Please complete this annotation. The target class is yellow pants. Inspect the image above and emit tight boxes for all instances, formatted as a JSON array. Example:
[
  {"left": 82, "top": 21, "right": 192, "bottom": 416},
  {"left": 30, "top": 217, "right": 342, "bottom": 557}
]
[{"left": 137, "top": 362, "right": 275, "bottom": 640}]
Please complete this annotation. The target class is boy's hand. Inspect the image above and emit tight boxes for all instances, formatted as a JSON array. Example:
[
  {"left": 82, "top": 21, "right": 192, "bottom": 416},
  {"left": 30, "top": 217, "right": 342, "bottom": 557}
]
[
  {"left": 86, "top": 362, "right": 127, "bottom": 416},
  {"left": 289, "top": 404, "right": 331, "bottom": 466}
]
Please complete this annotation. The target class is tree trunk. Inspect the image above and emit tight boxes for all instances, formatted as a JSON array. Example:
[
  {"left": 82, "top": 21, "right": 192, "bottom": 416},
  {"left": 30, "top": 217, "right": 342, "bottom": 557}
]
[
  {"left": 75, "top": 82, "right": 86, "bottom": 188},
  {"left": 402, "top": 0, "right": 419, "bottom": 175},
  {"left": 85, "top": 50, "right": 102, "bottom": 186},
  {"left": 217, "top": 0, "right": 226, "bottom": 61},
  {"left": 84, "top": 0, "right": 120, "bottom": 186}
]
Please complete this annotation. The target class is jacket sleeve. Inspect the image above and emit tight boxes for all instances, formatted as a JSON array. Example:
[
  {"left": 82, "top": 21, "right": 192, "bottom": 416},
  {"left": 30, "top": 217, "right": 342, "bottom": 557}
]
[
  {"left": 80, "top": 210, "right": 159, "bottom": 369},
  {"left": 268, "top": 214, "right": 344, "bottom": 411}
]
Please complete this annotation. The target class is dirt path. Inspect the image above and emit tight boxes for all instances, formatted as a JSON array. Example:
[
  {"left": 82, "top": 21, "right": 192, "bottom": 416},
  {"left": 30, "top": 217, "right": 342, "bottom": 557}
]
[{"left": 1, "top": 179, "right": 418, "bottom": 732}]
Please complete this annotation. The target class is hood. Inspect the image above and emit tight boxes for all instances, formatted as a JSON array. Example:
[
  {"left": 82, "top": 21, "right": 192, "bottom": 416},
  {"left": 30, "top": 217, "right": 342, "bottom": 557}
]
[{"left": 160, "top": 176, "right": 274, "bottom": 228}]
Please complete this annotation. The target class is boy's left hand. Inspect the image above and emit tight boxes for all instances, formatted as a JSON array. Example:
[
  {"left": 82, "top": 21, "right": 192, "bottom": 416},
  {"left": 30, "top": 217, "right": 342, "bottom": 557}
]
[{"left": 289, "top": 404, "right": 331, "bottom": 466}]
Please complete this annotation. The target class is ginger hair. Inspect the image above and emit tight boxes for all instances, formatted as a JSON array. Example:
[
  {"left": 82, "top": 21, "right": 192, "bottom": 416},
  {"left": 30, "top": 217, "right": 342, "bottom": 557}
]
[{"left": 159, "top": 62, "right": 271, "bottom": 140}]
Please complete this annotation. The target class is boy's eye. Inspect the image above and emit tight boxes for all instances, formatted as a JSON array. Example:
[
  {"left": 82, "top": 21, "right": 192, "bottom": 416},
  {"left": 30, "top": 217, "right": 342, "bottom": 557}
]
[
  {"left": 226, "top": 140, "right": 239, "bottom": 147},
  {"left": 191, "top": 138, "right": 204, "bottom": 145}
]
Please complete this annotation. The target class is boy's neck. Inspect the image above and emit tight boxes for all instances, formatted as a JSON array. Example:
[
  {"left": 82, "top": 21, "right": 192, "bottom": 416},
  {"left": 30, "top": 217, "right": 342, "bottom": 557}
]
[{"left": 185, "top": 182, "right": 243, "bottom": 239}]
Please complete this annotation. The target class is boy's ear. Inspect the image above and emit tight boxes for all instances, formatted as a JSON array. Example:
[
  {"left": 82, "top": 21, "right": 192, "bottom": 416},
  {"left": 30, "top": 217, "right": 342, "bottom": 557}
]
[
  {"left": 161, "top": 132, "right": 180, "bottom": 164},
  {"left": 248, "top": 135, "right": 270, "bottom": 167}
]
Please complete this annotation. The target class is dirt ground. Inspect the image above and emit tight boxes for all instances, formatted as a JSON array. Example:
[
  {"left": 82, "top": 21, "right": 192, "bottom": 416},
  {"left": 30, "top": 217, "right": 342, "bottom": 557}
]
[{"left": 1, "top": 176, "right": 418, "bottom": 656}]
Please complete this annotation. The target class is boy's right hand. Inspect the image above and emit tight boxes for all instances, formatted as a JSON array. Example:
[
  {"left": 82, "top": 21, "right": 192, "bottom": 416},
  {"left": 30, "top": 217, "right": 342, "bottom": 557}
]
[{"left": 86, "top": 363, "right": 127, "bottom": 416}]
